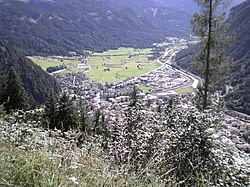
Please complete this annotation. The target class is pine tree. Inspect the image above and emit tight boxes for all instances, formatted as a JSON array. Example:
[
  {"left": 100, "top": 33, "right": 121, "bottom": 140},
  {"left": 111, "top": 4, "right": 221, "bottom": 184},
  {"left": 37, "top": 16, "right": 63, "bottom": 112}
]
[
  {"left": 93, "top": 108, "right": 102, "bottom": 134},
  {"left": 0, "top": 65, "right": 7, "bottom": 105},
  {"left": 129, "top": 86, "right": 139, "bottom": 107},
  {"left": 44, "top": 91, "right": 58, "bottom": 129},
  {"left": 92, "top": 108, "right": 109, "bottom": 148},
  {"left": 57, "top": 92, "right": 78, "bottom": 131},
  {"left": 3, "top": 67, "right": 32, "bottom": 113},
  {"left": 98, "top": 114, "right": 108, "bottom": 136},
  {"left": 192, "top": 0, "right": 232, "bottom": 109},
  {"left": 79, "top": 97, "right": 91, "bottom": 133}
]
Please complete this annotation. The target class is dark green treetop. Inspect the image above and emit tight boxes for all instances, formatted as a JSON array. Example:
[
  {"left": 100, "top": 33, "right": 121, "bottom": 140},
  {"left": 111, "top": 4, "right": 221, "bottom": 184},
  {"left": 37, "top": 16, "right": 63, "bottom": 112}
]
[
  {"left": 79, "top": 97, "right": 91, "bottom": 133},
  {"left": 129, "top": 86, "right": 139, "bottom": 107},
  {"left": 44, "top": 91, "right": 58, "bottom": 129},
  {"left": 57, "top": 92, "right": 78, "bottom": 131},
  {"left": 3, "top": 67, "right": 33, "bottom": 113}
]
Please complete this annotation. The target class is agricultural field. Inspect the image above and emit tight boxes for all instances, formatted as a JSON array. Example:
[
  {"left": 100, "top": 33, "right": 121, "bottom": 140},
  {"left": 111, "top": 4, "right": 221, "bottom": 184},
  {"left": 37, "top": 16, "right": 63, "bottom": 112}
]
[
  {"left": 28, "top": 56, "right": 81, "bottom": 72},
  {"left": 93, "top": 47, "right": 152, "bottom": 56},
  {"left": 175, "top": 87, "right": 193, "bottom": 94},
  {"left": 86, "top": 47, "right": 160, "bottom": 83},
  {"left": 29, "top": 47, "right": 160, "bottom": 83},
  {"left": 175, "top": 79, "right": 194, "bottom": 94},
  {"left": 138, "top": 85, "right": 151, "bottom": 93}
]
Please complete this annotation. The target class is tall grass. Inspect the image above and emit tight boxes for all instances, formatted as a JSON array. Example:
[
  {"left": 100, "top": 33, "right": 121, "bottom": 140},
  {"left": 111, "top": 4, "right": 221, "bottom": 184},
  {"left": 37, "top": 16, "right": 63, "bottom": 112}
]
[{"left": 0, "top": 142, "right": 163, "bottom": 187}]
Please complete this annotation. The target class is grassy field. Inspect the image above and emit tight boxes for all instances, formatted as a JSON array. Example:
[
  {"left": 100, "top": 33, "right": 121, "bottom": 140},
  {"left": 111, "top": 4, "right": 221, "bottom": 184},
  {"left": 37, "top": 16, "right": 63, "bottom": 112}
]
[
  {"left": 87, "top": 48, "right": 159, "bottom": 83},
  {"left": 29, "top": 47, "right": 159, "bottom": 83},
  {"left": 93, "top": 47, "right": 152, "bottom": 56},
  {"left": 175, "top": 87, "right": 193, "bottom": 94},
  {"left": 175, "top": 78, "right": 194, "bottom": 95},
  {"left": 28, "top": 56, "right": 81, "bottom": 72},
  {"left": 138, "top": 85, "right": 151, "bottom": 93}
]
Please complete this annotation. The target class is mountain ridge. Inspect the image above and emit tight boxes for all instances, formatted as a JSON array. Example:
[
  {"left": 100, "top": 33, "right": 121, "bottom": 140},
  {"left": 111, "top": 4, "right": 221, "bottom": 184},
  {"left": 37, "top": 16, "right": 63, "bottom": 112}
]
[
  {"left": 226, "top": 0, "right": 250, "bottom": 114},
  {"left": 0, "top": 0, "right": 192, "bottom": 56}
]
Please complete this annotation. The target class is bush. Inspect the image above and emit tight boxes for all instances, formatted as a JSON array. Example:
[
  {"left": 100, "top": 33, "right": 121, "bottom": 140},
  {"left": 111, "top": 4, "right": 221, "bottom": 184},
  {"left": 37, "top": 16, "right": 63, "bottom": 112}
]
[
  {"left": 0, "top": 105, "right": 6, "bottom": 118},
  {"left": 46, "top": 65, "right": 66, "bottom": 73},
  {"left": 105, "top": 103, "right": 248, "bottom": 186}
]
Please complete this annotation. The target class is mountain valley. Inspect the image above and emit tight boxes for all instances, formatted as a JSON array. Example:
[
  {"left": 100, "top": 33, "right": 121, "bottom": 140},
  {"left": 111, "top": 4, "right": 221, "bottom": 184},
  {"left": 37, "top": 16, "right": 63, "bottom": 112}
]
[{"left": 0, "top": 0, "right": 250, "bottom": 186}]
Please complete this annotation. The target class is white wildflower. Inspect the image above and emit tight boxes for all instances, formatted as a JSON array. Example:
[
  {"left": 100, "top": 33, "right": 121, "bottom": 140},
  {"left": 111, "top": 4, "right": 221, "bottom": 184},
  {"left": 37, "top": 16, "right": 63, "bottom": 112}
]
[{"left": 69, "top": 176, "right": 79, "bottom": 184}]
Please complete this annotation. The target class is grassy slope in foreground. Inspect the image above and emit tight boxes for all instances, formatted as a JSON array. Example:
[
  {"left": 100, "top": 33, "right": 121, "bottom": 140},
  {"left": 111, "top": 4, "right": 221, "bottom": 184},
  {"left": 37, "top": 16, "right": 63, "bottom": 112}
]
[{"left": 0, "top": 141, "right": 162, "bottom": 186}]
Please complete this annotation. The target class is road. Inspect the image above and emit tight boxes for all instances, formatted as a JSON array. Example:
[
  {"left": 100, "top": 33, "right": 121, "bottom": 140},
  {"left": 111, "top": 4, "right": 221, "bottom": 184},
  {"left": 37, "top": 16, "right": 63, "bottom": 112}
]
[{"left": 157, "top": 44, "right": 199, "bottom": 91}]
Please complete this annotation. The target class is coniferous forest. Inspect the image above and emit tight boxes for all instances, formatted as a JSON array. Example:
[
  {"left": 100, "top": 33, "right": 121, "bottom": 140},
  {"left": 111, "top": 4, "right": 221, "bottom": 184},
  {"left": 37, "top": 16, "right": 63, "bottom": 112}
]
[{"left": 0, "top": 41, "right": 60, "bottom": 104}]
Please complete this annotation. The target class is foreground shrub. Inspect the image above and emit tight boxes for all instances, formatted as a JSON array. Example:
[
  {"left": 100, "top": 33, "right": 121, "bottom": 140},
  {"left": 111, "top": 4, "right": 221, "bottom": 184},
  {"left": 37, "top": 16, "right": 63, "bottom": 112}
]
[{"left": 105, "top": 103, "right": 249, "bottom": 186}]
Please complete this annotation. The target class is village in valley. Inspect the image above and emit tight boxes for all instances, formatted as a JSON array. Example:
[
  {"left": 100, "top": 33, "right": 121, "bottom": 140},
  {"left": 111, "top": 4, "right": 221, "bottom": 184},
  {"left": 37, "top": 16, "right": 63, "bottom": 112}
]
[
  {"left": 1, "top": 34, "right": 249, "bottom": 187},
  {"left": 37, "top": 37, "right": 197, "bottom": 115},
  {"left": 1, "top": 0, "right": 250, "bottom": 185},
  {"left": 30, "top": 36, "right": 250, "bottom": 165}
]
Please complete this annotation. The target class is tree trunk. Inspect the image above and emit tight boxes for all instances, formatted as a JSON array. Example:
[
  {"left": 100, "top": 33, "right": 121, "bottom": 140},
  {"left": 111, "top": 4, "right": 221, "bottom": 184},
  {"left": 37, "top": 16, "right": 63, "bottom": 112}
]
[{"left": 203, "top": 0, "right": 213, "bottom": 110}]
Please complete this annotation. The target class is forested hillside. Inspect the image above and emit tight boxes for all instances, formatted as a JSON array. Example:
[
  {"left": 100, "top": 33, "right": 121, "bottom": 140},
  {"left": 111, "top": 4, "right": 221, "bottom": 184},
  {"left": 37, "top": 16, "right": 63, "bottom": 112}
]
[
  {"left": 175, "top": 0, "right": 250, "bottom": 114},
  {"left": 226, "top": 0, "right": 250, "bottom": 114},
  {"left": 0, "top": 0, "right": 191, "bottom": 55},
  {"left": 152, "top": 0, "right": 245, "bottom": 14},
  {"left": 0, "top": 41, "right": 60, "bottom": 104}
]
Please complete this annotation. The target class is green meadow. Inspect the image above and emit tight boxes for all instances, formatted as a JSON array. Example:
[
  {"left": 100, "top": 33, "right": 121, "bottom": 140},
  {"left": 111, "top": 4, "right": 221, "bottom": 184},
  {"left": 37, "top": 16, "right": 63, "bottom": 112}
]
[
  {"left": 86, "top": 48, "right": 159, "bottom": 83},
  {"left": 138, "top": 85, "right": 151, "bottom": 93},
  {"left": 175, "top": 87, "right": 193, "bottom": 94},
  {"left": 175, "top": 79, "right": 194, "bottom": 94},
  {"left": 28, "top": 56, "right": 80, "bottom": 71},
  {"left": 29, "top": 47, "right": 160, "bottom": 83},
  {"left": 93, "top": 47, "right": 152, "bottom": 56}
]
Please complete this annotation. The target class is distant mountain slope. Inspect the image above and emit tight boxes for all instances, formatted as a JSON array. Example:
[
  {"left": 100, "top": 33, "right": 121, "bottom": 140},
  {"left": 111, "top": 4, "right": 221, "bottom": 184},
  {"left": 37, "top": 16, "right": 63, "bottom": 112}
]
[
  {"left": 151, "top": 0, "right": 200, "bottom": 14},
  {"left": 175, "top": 0, "right": 250, "bottom": 114},
  {"left": 226, "top": 0, "right": 250, "bottom": 114},
  {"left": 0, "top": 0, "right": 191, "bottom": 55},
  {"left": 0, "top": 41, "right": 61, "bottom": 104},
  {"left": 152, "top": 0, "right": 246, "bottom": 15},
  {"left": 0, "top": 0, "right": 96, "bottom": 55}
]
